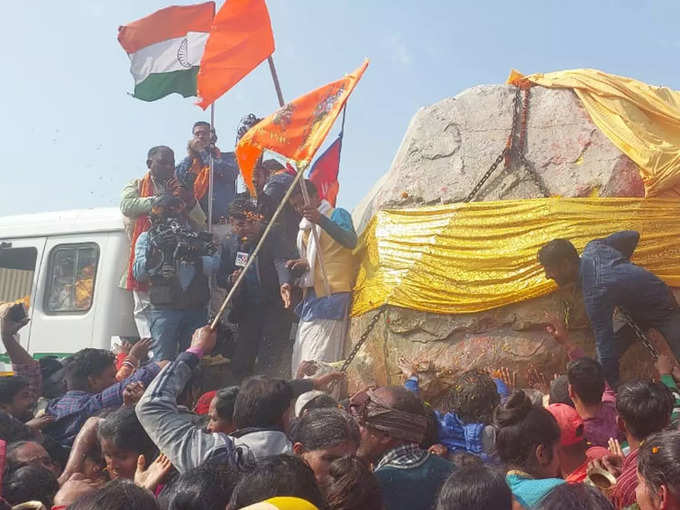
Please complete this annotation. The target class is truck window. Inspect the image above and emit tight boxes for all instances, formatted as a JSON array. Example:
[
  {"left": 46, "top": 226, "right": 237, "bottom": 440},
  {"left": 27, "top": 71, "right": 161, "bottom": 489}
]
[
  {"left": 45, "top": 243, "right": 99, "bottom": 314},
  {"left": 0, "top": 246, "right": 37, "bottom": 307}
]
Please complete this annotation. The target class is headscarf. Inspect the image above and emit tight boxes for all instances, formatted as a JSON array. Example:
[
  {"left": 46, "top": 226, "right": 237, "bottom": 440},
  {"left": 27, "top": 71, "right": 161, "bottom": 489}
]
[{"left": 349, "top": 388, "right": 427, "bottom": 444}]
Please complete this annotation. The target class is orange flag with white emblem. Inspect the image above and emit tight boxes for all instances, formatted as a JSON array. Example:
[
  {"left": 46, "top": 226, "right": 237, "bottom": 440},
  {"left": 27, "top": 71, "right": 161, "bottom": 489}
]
[
  {"left": 197, "top": 0, "right": 275, "bottom": 109},
  {"left": 236, "top": 59, "right": 369, "bottom": 194}
]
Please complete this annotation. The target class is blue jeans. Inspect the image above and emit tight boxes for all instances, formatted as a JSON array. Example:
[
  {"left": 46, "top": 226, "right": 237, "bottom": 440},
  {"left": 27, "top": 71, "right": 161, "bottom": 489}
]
[
  {"left": 149, "top": 307, "right": 208, "bottom": 361},
  {"left": 600, "top": 310, "right": 680, "bottom": 387}
]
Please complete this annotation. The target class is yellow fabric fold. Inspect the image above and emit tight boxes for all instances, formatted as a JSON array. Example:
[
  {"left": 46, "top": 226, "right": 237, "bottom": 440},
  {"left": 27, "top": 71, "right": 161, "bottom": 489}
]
[
  {"left": 351, "top": 198, "right": 680, "bottom": 316},
  {"left": 508, "top": 68, "right": 680, "bottom": 197}
]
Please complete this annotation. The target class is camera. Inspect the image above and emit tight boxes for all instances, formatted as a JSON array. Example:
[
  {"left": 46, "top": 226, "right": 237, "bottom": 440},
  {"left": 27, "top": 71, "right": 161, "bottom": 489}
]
[{"left": 147, "top": 219, "right": 216, "bottom": 276}]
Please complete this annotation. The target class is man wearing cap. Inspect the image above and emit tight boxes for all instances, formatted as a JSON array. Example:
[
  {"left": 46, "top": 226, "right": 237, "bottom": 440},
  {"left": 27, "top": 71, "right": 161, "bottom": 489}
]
[
  {"left": 351, "top": 385, "right": 453, "bottom": 510},
  {"left": 547, "top": 403, "right": 608, "bottom": 483}
]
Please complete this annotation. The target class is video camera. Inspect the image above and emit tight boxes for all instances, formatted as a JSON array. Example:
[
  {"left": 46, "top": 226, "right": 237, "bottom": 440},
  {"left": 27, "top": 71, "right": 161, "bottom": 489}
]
[{"left": 146, "top": 218, "right": 216, "bottom": 276}]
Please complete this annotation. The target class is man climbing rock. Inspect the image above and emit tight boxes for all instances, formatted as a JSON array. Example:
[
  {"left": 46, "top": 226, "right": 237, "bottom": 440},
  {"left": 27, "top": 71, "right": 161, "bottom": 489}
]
[{"left": 538, "top": 230, "right": 680, "bottom": 386}]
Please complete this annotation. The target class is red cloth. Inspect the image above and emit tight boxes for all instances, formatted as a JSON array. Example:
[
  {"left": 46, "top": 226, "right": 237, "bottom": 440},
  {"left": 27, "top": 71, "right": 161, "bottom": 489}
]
[
  {"left": 611, "top": 448, "right": 639, "bottom": 509},
  {"left": 564, "top": 446, "right": 608, "bottom": 483},
  {"left": 194, "top": 390, "right": 217, "bottom": 415},
  {"left": 125, "top": 174, "right": 153, "bottom": 291},
  {"left": 115, "top": 352, "right": 128, "bottom": 370},
  {"left": 309, "top": 134, "right": 342, "bottom": 206}
]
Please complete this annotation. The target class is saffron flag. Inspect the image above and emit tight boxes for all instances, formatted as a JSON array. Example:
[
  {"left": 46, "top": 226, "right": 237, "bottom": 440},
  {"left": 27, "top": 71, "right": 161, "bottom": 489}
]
[
  {"left": 118, "top": 2, "right": 215, "bottom": 102},
  {"left": 237, "top": 60, "right": 369, "bottom": 194},
  {"left": 309, "top": 134, "right": 342, "bottom": 206},
  {"left": 197, "top": 0, "right": 275, "bottom": 110}
]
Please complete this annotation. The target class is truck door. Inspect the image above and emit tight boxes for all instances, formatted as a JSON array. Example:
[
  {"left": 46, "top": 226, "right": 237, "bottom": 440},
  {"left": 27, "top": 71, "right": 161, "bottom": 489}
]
[
  {"left": 0, "top": 238, "right": 47, "bottom": 365},
  {"left": 29, "top": 238, "right": 101, "bottom": 357}
]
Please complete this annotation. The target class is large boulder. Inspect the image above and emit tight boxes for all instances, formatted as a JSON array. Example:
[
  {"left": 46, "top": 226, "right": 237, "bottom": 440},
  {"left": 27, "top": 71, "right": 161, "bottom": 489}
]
[{"left": 347, "top": 84, "right": 659, "bottom": 400}]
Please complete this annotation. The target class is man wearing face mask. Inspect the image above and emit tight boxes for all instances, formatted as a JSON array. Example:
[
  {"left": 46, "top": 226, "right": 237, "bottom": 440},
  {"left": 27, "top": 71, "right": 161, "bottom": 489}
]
[
  {"left": 176, "top": 121, "right": 240, "bottom": 226},
  {"left": 120, "top": 146, "right": 207, "bottom": 338},
  {"left": 218, "top": 198, "right": 295, "bottom": 381}
]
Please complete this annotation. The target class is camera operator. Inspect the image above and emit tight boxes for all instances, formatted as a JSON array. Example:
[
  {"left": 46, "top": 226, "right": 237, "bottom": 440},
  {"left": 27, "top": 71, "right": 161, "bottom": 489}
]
[
  {"left": 120, "top": 145, "right": 207, "bottom": 339},
  {"left": 132, "top": 194, "right": 219, "bottom": 361}
]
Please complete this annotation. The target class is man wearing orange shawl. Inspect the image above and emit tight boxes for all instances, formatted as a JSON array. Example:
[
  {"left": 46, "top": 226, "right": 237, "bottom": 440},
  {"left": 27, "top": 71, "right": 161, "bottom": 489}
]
[
  {"left": 120, "top": 146, "right": 206, "bottom": 337},
  {"left": 176, "top": 121, "right": 240, "bottom": 227}
]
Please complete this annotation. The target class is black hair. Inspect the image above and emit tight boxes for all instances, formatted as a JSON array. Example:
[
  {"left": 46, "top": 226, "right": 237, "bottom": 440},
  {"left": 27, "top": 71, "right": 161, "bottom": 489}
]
[
  {"left": 233, "top": 376, "right": 294, "bottom": 429},
  {"left": 567, "top": 357, "right": 605, "bottom": 405},
  {"left": 536, "top": 482, "right": 614, "bottom": 510},
  {"left": 161, "top": 462, "right": 243, "bottom": 510},
  {"left": 538, "top": 239, "right": 579, "bottom": 267},
  {"left": 97, "top": 406, "right": 156, "bottom": 460},
  {"left": 300, "top": 393, "right": 339, "bottom": 415},
  {"left": 293, "top": 408, "right": 360, "bottom": 451},
  {"left": 522, "top": 388, "right": 546, "bottom": 408},
  {"left": 3, "top": 464, "right": 60, "bottom": 508},
  {"left": 39, "top": 356, "right": 66, "bottom": 399},
  {"left": 435, "top": 464, "right": 512, "bottom": 510},
  {"left": 63, "top": 348, "right": 115, "bottom": 391},
  {"left": 259, "top": 159, "right": 285, "bottom": 172},
  {"left": 326, "top": 456, "right": 382, "bottom": 510},
  {"left": 448, "top": 451, "right": 484, "bottom": 469},
  {"left": 549, "top": 374, "right": 574, "bottom": 407},
  {"left": 493, "top": 390, "right": 560, "bottom": 471},
  {"left": 291, "top": 179, "right": 319, "bottom": 200},
  {"left": 69, "top": 479, "right": 159, "bottom": 510},
  {"left": 616, "top": 380, "right": 674, "bottom": 441},
  {"left": 214, "top": 386, "right": 240, "bottom": 421},
  {"left": 637, "top": 430, "right": 680, "bottom": 500},
  {"left": 443, "top": 369, "right": 500, "bottom": 424},
  {"left": 0, "top": 409, "right": 36, "bottom": 442},
  {"left": 5, "top": 440, "right": 49, "bottom": 471},
  {"left": 193, "top": 121, "right": 211, "bottom": 131},
  {"left": 147, "top": 145, "right": 172, "bottom": 160},
  {"left": 423, "top": 405, "right": 440, "bottom": 449},
  {"left": 228, "top": 454, "right": 326, "bottom": 509},
  {"left": 0, "top": 375, "right": 29, "bottom": 405},
  {"left": 227, "top": 197, "right": 261, "bottom": 220},
  {"left": 236, "top": 113, "right": 263, "bottom": 144}
]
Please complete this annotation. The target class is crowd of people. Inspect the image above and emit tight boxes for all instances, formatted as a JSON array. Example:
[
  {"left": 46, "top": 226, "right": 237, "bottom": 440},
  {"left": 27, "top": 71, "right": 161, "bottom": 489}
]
[{"left": 2, "top": 115, "right": 680, "bottom": 509}]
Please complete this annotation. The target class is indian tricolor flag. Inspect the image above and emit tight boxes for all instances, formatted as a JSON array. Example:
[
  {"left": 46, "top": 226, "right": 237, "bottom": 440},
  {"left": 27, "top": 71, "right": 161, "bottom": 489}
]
[{"left": 118, "top": 2, "right": 215, "bottom": 102}]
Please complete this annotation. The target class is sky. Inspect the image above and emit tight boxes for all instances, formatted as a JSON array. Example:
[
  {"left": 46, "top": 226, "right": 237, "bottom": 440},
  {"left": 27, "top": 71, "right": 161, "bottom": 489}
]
[{"left": 2, "top": 1, "right": 680, "bottom": 217}]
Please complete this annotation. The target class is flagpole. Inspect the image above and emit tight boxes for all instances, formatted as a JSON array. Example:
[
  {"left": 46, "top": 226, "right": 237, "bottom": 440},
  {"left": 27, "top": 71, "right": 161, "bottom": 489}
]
[
  {"left": 267, "top": 56, "right": 285, "bottom": 108},
  {"left": 207, "top": 103, "right": 215, "bottom": 232},
  {"left": 211, "top": 162, "right": 307, "bottom": 330},
  {"left": 267, "top": 54, "right": 331, "bottom": 296}
]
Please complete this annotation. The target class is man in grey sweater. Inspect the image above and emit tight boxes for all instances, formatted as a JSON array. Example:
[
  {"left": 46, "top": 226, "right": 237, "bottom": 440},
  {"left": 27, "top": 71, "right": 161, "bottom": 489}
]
[{"left": 136, "top": 325, "right": 343, "bottom": 473}]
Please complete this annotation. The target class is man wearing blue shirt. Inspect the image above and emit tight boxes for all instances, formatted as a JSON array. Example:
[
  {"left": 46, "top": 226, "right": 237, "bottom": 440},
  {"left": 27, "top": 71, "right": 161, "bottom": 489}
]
[
  {"left": 538, "top": 231, "right": 680, "bottom": 386},
  {"left": 176, "top": 121, "right": 239, "bottom": 226},
  {"left": 133, "top": 195, "right": 219, "bottom": 361}
]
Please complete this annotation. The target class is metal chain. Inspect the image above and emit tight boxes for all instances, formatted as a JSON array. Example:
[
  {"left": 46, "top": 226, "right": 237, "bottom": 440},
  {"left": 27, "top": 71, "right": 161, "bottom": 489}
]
[
  {"left": 466, "top": 84, "right": 549, "bottom": 203},
  {"left": 340, "top": 306, "right": 386, "bottom": 372},
  {"left": 618, "top": 307, "right": 659, "bottom": 361},
  {"left": 343, "top": 84, "right": 549, "bottom": 373}
]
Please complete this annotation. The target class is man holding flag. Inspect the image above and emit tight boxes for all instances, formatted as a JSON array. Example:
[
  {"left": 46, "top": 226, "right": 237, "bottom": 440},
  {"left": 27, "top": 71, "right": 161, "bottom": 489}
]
[
  {"left": 284, "top": 180, "right": 358, "bottom": 376},
  {"left": 176, "top": 121, "right": 240, "bottom": 226}
]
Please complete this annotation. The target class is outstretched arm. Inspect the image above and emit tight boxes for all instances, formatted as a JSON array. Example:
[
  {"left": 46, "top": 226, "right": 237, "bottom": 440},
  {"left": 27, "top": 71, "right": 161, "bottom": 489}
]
[{"left": 135, "top": 327, "right": 233, "bottom": 473}]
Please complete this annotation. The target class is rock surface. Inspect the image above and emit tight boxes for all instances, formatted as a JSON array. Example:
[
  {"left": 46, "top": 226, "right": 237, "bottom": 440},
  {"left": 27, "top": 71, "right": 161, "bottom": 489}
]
[
  {"left": 353, "top": 85, "right": 644, "bottom": 233},
  {"left": 347, "top": 84, "right": 661, "bottom": 400}
]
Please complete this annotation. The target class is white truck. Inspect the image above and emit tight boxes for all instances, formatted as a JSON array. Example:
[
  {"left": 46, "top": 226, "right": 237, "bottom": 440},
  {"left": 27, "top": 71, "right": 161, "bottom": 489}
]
[{"left": 0, "top": 208, "right": 138, "bottom": 371}]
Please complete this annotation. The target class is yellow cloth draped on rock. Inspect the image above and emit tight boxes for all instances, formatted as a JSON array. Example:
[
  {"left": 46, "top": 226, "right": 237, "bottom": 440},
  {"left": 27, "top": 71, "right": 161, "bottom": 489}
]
[
  {"left": 508, "top": 69, "right": 680, "bottom": 197},
  {"left": 351, "top": 198, "right": 680, "bottom": 316}
]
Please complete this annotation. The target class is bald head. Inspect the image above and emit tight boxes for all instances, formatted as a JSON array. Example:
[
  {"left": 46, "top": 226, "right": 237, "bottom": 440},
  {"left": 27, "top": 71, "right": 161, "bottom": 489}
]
[{"left": 374, "top": 386, "right": 425, "bottom": 417}]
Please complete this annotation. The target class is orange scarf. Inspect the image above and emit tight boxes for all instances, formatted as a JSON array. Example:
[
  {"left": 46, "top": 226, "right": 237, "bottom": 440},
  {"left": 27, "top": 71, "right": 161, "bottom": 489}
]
[
  {"left": 125, "top": 173, "right": 154, "bottom": 291},
  {"left": 189, "top": 147, "right": 222, "bottom": 201}
]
